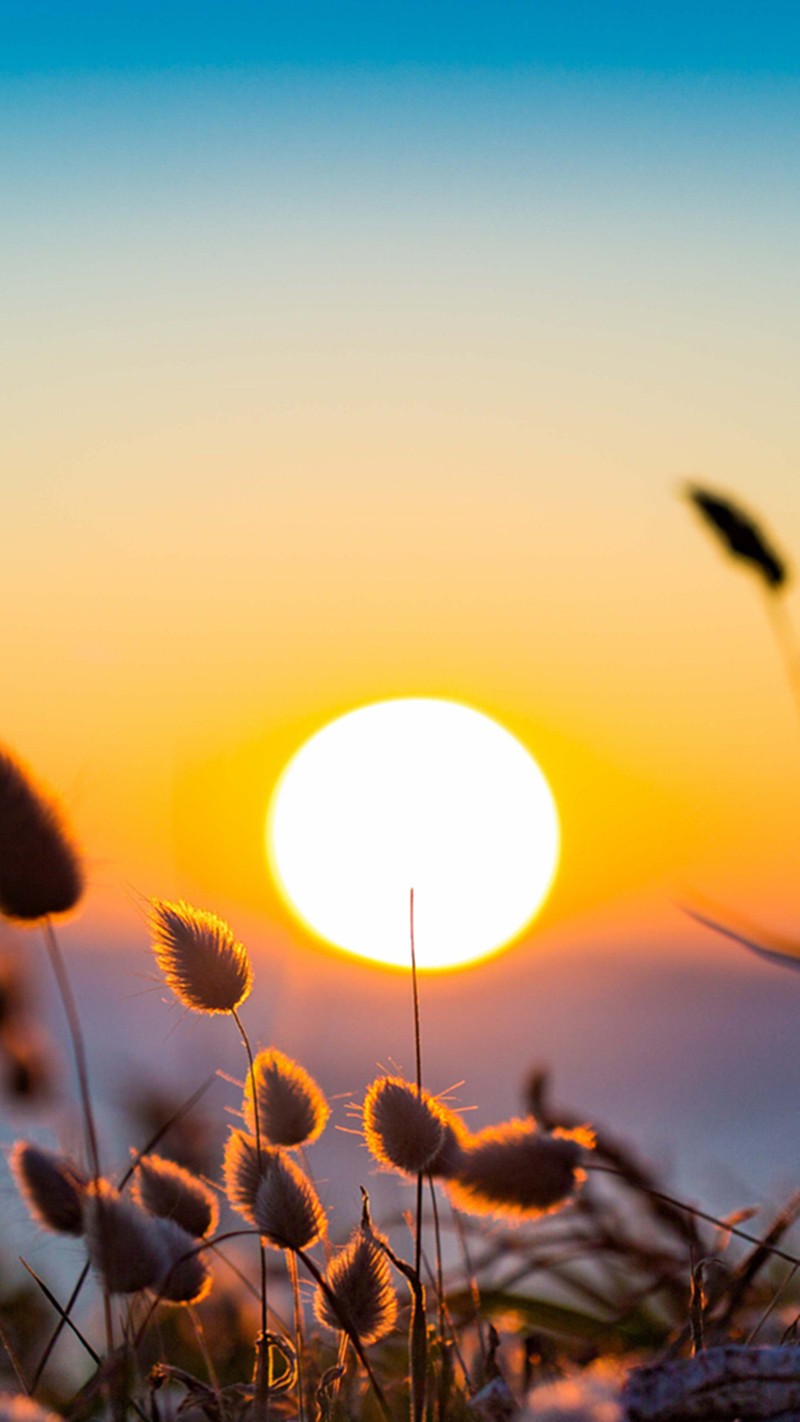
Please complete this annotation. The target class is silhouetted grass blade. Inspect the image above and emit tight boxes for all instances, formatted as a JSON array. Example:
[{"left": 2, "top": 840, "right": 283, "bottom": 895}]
[{"left": 686, "top": 484, "right": 789, "bottom": 590}]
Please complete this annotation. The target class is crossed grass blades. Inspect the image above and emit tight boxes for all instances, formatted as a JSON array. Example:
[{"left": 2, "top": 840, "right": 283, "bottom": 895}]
[{"left": 6, "top": 538, "right": 800, "bottom": 1422}]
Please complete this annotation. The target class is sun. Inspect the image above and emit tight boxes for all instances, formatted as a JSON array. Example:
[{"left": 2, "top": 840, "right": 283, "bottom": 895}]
[{"left": 267, "top": 698, "right": 560, "bottom": 971}]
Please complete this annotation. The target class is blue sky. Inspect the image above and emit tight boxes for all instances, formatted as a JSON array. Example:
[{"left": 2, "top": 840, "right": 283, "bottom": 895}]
[{"left": 3, "top": 1, "right": 800, "bottom": 77}]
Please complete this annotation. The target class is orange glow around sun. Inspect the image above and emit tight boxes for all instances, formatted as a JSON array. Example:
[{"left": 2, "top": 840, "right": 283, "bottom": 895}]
[{"left": 266, "top": 698, "right": 560, "bottom": 971}]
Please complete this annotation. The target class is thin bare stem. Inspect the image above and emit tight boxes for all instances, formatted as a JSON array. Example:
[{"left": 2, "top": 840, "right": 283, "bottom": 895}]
[
  {"left": 19, "top": 1257, "right": 101, "bottom": 1368},
  {"left": 586, "top": 1165, "right": 800, "bottom": 1266},
  {"left": 231, "top": 1006, "right": 270, "bottom": 1418},
  {"left": 40, "top": 918, "right": 114, "bottom": 1365},
  {"left": 31, "top": 1261, "right": 90, "bottom": 1393},
  {"left": 428, "top": 1176, "right": 449, "bottom": 1422},
  {"left": 189, "top": 1304, "right": 224, "bottom": 1419},
  {"left": 409, "top": 889, "right": 423, "bottom": 1095},
  {"left": 765, "top": 592, "right": 800, "bottom": 731},
  {"left": 450, "top": 1202, "right": 486, "bottom": 1366},
  {"left": 747, "top": 1263, "right": 800, "bottom": 1345},
  {"left": 286, "top": 1249, "right": 306, "bottom": 1422},
  {"left": 409, "top": 888, "right": 423, "bottom": 1284},
  {"left": 41, "top": 918, "right": 101, "bottom": 1181},
  {"left": 0, "top": 1314, "right": 29, "bottom": 1395}
]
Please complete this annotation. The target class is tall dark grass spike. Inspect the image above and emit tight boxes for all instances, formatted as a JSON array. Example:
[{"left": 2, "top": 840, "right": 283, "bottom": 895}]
[
  {"left": 0, "top": 751, "right": 83, "bottom": 921},
  {"left": 686, "top": 484, "right": 788, "bottom": 590}
]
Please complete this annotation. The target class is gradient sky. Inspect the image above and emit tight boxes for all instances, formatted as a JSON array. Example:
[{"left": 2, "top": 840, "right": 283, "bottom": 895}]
[{"left": 2, "top": 3, "right": 800, "bottom": 983}]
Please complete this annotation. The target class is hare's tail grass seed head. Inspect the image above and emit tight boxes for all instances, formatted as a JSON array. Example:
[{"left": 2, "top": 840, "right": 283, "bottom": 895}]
[
  {"left": 0, "top": 749, "right": 83, "bottom": 921},
  {"left": 83, "top": 1180, "right": 169, "bottom": 1294},
  {"left": 363, "top": 1076, "right": 451, "bottom": 1176},
  {"left": 314, "top": 1227, "right": 398, "bottom": 1346},
  {"left": 253, "top": 1151, "right": 327, "bottom": 1252},
  {"left": 426, "top": 1103, "right": 471, "bottom": 1179},
  {"left": 151, "top": 1217, "right": 212, "bottom": 1304},
  {"left": 224, "top": 1128, "right": 262, "bottom": 1224},
  {"left": 149, "top": 899, "right": 253, "bottom": 1014},
  {"left": 685, "top": 484, "right": 789, "bottom": 590},
  {"left": 10, "top": 1142, "right": 86, "bottom": 1235},
  {"left": 243, "top": 1047, "right": 330, "bottom": 1148},
  {"left": 447, "top": 1120, "right": 593, "bottom": 1220},
  {"left": 132, "top": 1151, "right": 219, "bottom": 1238}
]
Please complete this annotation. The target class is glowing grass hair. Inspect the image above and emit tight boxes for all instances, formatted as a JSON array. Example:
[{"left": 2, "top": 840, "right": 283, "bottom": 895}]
[
  {"left": 149, "top": 899, "right": 253, "bottom": 1015},
  {"left": 447, "top": 1120, "right": 592, "bottom": 1219},
  {"left": 132, "top": 1152, "right": 218, "bottom": 1238},
  {"left": 362, "top": 1076, "right": 450, "bottom": 1177},
  {"left": 314, "top": 1227, "right": 397, "bottom": 1346},
  {"left": 243, "top": 1047, "right": 329, "bottom": 1148},
  {"left": 10, "top": 1142, "right": 86, "bottom": 1236}
]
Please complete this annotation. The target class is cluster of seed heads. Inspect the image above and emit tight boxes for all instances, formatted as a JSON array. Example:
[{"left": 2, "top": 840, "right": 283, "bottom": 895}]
[
  {"left": 0, "top": 741, "right": 593, "bottom": 1422},
  {"left": 361, "top": 1075, "right": 590, "bottom": 1218},
  {"left": 11, "top": 1142, "right": 214, "bottom": 1303}
]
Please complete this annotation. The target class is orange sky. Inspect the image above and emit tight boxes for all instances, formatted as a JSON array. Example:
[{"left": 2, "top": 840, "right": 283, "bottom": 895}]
[{"left": 3, "top": 67, "right": 800, "bottom": 980}]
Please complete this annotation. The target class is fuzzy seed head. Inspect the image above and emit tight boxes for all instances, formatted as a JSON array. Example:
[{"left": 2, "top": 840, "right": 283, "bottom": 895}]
[
  {"left": 314, "top": 1229, "right": 397, "bottom": 1345},
  {"left": 244, "top": 1048, "right": 329, "bottom": 1148},
  {"left": 253, "top": 1151, "right": 326, "bottom": 1252},
  {"left": 0, "top": 1395, "right": 63, "bottom": 1422},
  {"left": 83, "top": 1181, "right": 168, "bottom": 1294},
  {"left": 10, "top": 1142, "right": 86, "bottom": 1235},
  {"left": 153, "top": 1217, "right": 212, "bottom": 1304},
  {"left": 0, "top": 750, "right": 83, "bottom": 921},
  {"left": 223, "top": 1129, "right": 262, "bottom": 1224},
  {"left": 133, "top": 1152, "right": 218, "bottom": 1238},
  {"left": 363, "top": 1076, "right": 448, "bottom": 1176},
  {"left": 149, "top": 899, "right": 253, "bottom": 1014},
  {"left": 448, "top": 1120, "right": 591, "bottom": 1220},
  {"left": 426, "top": 1106, "right": 471, "bottom": 1179}
]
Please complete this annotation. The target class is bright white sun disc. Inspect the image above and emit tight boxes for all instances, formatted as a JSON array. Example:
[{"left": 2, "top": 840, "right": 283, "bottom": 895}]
[{"left": 267, "top": 698, "right": 560, "bottom": 971}]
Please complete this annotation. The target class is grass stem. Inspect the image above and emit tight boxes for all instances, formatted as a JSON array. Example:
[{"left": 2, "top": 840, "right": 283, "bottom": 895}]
[{"left": 231, "top": 1006, "right": 270, "bottom": 1419}]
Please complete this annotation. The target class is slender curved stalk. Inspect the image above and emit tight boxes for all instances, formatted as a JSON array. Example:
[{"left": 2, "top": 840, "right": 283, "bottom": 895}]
[
  {"left": 409, "top": 889, "right": 423, "bottom": 1281},
  {"left": 585, "top": 1164, "right": 800, "bottom": 1266},
  {"left": 231, "top": 1007, "right": 270, "bottom": 1418},
  {"left": 189, "top": 1304, "right": 224, "bottom": 1419},
  {"left": 41, "top": 919, "right": 115, "bottom": 1370},
  {"left": 19, "top": 1257, "right": 101, "bottom": 1368},
  {"left": 765, "top": 592, "right": 800, "bottom": 730},
  {"left": 0, "top": 1314, "right": 29, "bottom": 1394},
  {"left": 42, "top": 919, "right": 101, "bottom": 1182},
  {"left": 428, "top": 1175, "right": 449, "bottom": 1422},
  {"left": 286, "top": 1249, "right": 306, "bottom": 1422}
]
